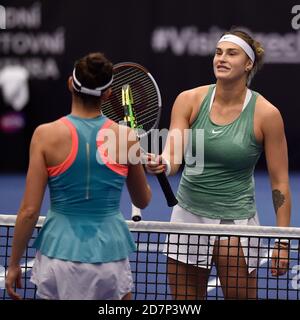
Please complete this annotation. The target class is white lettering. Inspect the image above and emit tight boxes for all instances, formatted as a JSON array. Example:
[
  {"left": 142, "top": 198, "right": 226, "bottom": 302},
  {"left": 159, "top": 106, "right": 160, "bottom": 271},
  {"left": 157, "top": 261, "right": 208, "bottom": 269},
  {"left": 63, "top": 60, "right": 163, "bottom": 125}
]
[
  {"left": 0, "top": 28, "right": 65, "bottom": 55},
  {"left": 151, "top": 26, "right": 300, "bottom": 64},
  {"left": 184, "top": 129, "right": 204, "bottom": 176},
  {"left": 0, "top": 265, "right": 5, "bottom": 289},
  {"left": 291, "top": 265, "right": 300, "bottom": 289},
  {"left": 0, "top": 2, "right": 65, "bottom": 81},
  {"left": 98, "top": 304, "right": 132, "bottom": 317},
  {"left": 0, "top": 5, "right": 6, "bottom": 29},
  {"left": 6, "top": 2, "right": 41, "bottom": 29},
  {"left": 292, "top": 5, "right": 300, "bottom": 30},
  {"left": 0, "top": 57, "right": 60, "bottom": 80}
]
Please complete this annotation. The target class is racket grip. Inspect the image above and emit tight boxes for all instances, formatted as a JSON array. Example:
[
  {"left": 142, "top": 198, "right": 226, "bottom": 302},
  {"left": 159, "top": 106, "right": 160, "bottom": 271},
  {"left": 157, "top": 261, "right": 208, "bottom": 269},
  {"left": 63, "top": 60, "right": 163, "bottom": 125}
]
[
  {"left": 131, "top": 204, "right": 142, "bottom": 222},
  {"left": 156, "top": 172, "right": 178, "bottom": 207}
]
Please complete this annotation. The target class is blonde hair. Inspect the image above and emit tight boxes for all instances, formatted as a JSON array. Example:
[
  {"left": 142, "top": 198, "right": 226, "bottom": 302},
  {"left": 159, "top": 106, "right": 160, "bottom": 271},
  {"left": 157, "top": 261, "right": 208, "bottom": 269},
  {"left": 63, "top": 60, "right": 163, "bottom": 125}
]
[{"left": 224, "top": 29, "right": 264, "bottom": 85}]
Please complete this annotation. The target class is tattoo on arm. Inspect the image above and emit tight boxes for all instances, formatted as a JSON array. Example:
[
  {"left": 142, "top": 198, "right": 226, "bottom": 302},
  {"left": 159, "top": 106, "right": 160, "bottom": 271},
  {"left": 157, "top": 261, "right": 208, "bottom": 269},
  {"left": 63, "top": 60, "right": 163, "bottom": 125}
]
[{"left": 272, "top": 189, "right": 285, "bottom": 215}]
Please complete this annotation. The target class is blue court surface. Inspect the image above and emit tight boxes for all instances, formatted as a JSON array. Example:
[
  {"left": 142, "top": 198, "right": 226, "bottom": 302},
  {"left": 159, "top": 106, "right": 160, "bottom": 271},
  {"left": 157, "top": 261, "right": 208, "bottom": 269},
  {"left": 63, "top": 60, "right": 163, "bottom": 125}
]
[
  {"left": 1, "top": 171, "right": 299, "bottom": 226},
  {"left": 0, "top": 171, "right": 300, "bottom": 299}
]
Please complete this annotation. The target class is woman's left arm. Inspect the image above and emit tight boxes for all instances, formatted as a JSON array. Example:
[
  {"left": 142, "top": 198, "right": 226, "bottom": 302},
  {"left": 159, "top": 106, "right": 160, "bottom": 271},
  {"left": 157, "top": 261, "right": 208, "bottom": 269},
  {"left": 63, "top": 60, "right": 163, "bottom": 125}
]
[
  {"left": 261, "top": 104, "right": 291, "bottom": 277},
  {"left": 262, "top": 106, "right": 291, "bottom": 227}
]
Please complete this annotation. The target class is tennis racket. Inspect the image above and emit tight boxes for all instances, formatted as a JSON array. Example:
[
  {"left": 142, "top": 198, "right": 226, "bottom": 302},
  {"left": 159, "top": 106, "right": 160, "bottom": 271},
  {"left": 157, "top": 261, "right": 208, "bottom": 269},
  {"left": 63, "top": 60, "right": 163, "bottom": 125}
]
[{"left": 101, "top": 62, "right": 178, "bottom": 221}]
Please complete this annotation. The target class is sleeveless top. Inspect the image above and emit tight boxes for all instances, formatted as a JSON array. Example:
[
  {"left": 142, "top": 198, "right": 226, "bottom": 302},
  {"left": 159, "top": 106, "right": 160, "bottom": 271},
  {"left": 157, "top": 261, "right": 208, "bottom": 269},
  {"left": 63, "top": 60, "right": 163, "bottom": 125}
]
[
  {"left": 177, "top": 85, "right": 263, "bottom": 219},
  {"left": 33, "top": 114, "right": 136, "bottom": 263}
]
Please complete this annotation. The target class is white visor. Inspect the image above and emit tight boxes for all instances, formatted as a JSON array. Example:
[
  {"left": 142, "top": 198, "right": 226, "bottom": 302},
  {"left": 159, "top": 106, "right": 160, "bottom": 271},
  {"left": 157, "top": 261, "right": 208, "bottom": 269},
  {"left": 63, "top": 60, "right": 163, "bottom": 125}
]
[
  {"left": 72, "top": 68, "right": 114, "bottom": 97},
  {"left": 218, "top": 34, "right": 255, "bottom": 63}
]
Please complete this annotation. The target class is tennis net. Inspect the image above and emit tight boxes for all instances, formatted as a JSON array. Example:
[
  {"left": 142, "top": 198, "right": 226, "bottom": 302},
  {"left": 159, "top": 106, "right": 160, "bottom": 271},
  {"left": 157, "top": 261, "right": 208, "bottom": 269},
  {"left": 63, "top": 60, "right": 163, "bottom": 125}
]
[{"left": 1, "top": 214, "right": 300, "bottom": 300}]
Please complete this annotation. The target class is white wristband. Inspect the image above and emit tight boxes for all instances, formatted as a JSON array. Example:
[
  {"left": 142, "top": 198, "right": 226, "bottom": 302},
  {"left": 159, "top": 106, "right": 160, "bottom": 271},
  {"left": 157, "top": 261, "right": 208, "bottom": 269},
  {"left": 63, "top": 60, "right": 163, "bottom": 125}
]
[
  {"left": 274, "top": 238, "right": 289, "bottom": 244},
  {"left": 162, "top": 157, "right": 171, "bottom": 176}
]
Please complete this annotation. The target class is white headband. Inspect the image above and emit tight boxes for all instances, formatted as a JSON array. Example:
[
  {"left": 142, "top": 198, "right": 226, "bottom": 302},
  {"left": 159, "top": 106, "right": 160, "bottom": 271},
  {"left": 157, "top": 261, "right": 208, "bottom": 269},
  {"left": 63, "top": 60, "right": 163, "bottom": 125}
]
[
  {"left": 218, "top": 34, "right": 255, "bottom": 63},
  {"left": 72, "top": 68, "right": 114, "bottom": 97}
]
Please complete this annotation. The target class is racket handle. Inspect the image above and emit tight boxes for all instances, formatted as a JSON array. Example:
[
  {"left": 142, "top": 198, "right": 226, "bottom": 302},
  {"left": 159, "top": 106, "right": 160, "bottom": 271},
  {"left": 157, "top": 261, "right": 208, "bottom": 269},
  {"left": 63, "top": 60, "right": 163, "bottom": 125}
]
[
  {"left": 156, "top": 172, "right": 178, "bottom": 207},
  {"left": 131, "top": 204, "right": 142, "bottom": 222}
]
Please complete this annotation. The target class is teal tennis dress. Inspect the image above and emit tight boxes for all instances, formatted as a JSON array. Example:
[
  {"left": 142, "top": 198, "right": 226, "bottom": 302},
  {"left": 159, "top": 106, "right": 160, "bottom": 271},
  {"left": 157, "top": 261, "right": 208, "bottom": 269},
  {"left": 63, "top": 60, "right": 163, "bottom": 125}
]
[{"left": 33, "top": 114, "right": 136, "bottom": 263}]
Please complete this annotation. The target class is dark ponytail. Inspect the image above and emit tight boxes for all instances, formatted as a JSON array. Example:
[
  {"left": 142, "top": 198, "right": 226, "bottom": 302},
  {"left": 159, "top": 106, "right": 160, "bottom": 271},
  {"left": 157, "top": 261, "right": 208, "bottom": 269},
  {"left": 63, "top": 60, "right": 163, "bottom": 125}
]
[{"left": 73, "top": 52, "right": 113, "bottom": 105}]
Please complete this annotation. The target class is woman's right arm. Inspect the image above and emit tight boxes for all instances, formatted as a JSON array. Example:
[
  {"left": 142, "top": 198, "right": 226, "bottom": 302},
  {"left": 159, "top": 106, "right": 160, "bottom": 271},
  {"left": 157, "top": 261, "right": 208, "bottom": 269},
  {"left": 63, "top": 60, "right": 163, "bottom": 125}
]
[
  {"left": 6, "top": 125, "right": 48, "bottom": 299},
  {"left": 126, "top": 129, "right": 151, "bottom": 209},
  {"left": 146, "top": 90, "right": 194, "bottom": 176}
]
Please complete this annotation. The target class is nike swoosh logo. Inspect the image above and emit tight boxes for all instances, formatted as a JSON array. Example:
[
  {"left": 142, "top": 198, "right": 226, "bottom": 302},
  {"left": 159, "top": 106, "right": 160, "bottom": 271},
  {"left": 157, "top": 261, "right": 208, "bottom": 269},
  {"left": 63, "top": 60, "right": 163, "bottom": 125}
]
[{"left": 212, "top": 129, "right": 222, "bottom": 134}]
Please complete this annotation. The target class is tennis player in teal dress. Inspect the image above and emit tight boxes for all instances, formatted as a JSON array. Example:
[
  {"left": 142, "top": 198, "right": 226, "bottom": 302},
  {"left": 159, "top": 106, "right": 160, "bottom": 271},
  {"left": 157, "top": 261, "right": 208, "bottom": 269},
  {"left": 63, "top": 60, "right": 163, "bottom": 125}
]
[{"left": 6, "top": 52, "right": 151, "bottom": 300}]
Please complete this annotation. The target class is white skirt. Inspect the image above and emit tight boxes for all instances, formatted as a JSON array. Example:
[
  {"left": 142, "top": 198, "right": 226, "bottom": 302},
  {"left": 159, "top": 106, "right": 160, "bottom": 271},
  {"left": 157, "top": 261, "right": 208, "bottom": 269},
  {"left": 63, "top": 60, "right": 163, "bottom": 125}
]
[
  {"left": 163, "top": 205, "right": 266, "bottom": 273},
  {"left": 30, "top": 251, "right": 133, "bottom": 300}
]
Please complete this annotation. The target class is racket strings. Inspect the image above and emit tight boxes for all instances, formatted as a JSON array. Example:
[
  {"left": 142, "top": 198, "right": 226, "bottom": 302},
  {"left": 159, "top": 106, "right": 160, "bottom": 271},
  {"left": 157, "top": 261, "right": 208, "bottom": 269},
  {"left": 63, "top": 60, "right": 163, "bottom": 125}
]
[{"left": 102, "top": 66, "right": 161, "bottom": 134}]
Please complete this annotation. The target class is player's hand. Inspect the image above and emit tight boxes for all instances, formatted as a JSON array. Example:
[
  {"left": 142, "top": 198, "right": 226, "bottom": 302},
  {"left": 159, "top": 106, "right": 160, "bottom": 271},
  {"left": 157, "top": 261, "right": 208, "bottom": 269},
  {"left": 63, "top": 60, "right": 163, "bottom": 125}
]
[
  {"left": 5, "top": 265, "right": 22, "bottom": 300},
  {"left": 144, "top": 153, "right": 167, "bottom": 175},
  {"left": 271, "top": 245, "right": 289, "bottom": 277}
]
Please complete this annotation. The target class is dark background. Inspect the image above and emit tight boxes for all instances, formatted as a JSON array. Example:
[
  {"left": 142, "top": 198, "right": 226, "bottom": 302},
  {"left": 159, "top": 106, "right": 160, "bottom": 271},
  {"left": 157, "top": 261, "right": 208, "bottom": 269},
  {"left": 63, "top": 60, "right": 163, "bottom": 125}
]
[{"left": 0, "top": 0, "right": 299, "bottom": 171}]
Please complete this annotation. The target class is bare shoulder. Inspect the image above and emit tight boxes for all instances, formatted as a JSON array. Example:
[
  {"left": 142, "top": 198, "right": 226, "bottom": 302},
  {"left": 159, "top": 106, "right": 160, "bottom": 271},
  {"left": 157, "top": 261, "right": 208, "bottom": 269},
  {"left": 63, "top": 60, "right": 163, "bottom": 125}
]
[
  {"left": 176, "top": 85, "right": 211, "bottom": 105},
  {"left": 108, "top": 120, "right": 132, "bottom": 135},
  {"left": 256, "top": 94, "right": 283, "bottom": 122},
  {"left": 105, "top": 121, "right": 139, "bottom": 160},
  {"left": 32, "top": 119, "right": 70, "bottom": 145},
  {"left": 172, "top": 84, "right": 210, "bottom": 114},
  {"left": 255, "top": 95, "right": 285, "bottom": 135},
  {"left": 108, "top": 121, "right": 138, "bottom": 145},
  {"left": 173, "top": 85, "right": 211, "bottom": 124}
]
